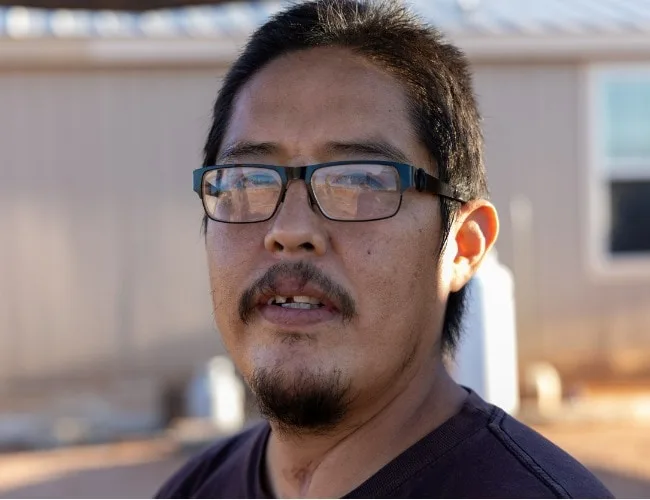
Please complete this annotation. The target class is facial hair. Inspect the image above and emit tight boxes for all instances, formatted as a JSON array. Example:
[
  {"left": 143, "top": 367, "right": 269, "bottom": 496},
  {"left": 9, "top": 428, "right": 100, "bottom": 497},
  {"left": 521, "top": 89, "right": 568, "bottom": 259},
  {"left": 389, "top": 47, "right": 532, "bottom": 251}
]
[
  {"left": 238, "top": 261, "right": 360, "bottom": 433},
  {"left": 249, "top": 365, "right": 352, "bottom": 435},
  {"left": 238, "top": 260, "right": 356, "bottom": 325}
]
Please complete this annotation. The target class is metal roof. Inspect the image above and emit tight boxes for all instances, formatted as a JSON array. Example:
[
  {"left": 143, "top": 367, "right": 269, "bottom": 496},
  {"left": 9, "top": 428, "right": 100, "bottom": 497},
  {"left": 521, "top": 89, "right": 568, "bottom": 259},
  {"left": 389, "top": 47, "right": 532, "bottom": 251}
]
[
  {"left": 0, "top": 0, "right": 269, "bottom": 11},
  {"left": 409, "top": 0, "right": 650, "bottom": 36},
  {"left": 1, "top": 0, "right": 650, "bottom": 39},
  {"left": 0, "top": 1, "right": 283, "bottom": 37}
]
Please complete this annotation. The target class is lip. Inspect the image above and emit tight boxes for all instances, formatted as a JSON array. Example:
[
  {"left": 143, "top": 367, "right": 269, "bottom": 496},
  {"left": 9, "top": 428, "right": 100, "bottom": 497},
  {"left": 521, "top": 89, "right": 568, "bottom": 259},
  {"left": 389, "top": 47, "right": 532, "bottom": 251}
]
[
  {"left": 258, "top": 304, "right": 338, "bottom": 327},
  {"left": 256, "top": 278, "right": 339, "bottom": 310},
  {"left": 255, "top": 278, "right": 340, "bottom": 327}
]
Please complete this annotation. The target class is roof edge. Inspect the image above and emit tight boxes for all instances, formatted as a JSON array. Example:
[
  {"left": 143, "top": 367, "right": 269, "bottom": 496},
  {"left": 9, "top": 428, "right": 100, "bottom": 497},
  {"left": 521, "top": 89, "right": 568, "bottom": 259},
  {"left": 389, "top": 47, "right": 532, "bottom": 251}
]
[
  {"left": 2, "top": 33, "right": 650, "bottom": 69},
  {"left": 457, "top": 34, "right": 650, "bottom": 61},
  {"left": 0, "top": 36, "right": 245, "bottom": 68}
]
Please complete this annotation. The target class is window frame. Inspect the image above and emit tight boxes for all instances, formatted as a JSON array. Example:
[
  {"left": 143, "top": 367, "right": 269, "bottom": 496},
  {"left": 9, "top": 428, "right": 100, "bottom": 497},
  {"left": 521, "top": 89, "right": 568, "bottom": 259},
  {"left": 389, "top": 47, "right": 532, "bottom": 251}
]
[{"left": 585, "top": 64, "right": 650, "bottom": 280}]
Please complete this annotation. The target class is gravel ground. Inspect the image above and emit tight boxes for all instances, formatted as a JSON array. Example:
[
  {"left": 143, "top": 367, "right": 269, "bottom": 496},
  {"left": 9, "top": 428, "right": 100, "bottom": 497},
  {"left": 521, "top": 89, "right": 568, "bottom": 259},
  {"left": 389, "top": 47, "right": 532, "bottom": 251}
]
[{"left": 1, "top": 421, "right": 649, "bottom": 498}]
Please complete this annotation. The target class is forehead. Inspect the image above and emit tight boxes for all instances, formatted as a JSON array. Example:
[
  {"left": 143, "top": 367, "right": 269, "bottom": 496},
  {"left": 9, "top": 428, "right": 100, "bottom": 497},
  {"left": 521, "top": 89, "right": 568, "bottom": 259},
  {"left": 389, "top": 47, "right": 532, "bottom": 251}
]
[{"left": 222, "top": 47, "right": 421, "bottom": 161}]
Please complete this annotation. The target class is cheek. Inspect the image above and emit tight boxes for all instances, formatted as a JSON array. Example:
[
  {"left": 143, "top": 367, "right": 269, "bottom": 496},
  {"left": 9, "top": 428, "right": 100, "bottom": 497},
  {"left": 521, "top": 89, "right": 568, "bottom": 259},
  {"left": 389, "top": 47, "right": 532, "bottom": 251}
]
[
  {"left": 206, "top": 221, "right": 264, "bottom": 273},
  {"left": 205, "top": 223, "right": 261, "bottom": 330},
  {"left": 348, "top": 224, "right": 439, "bottom": 340}
]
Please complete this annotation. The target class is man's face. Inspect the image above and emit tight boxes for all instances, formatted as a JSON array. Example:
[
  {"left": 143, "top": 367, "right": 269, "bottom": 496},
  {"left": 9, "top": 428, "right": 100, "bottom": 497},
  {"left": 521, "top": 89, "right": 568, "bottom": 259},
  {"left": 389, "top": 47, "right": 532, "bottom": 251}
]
[{"left": 206, "top": 47, "right": 455, "bottom": 430}]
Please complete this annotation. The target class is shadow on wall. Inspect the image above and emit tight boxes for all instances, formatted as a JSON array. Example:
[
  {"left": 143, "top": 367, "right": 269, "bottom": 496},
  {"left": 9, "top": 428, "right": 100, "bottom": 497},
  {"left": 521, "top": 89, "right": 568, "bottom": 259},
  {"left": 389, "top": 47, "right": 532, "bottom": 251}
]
[
  {"left": 0, "top": 331, "right": 237, "bottom": 452},
  {"left": 0, "top": 456, "right": 186, "bottom": 499}
]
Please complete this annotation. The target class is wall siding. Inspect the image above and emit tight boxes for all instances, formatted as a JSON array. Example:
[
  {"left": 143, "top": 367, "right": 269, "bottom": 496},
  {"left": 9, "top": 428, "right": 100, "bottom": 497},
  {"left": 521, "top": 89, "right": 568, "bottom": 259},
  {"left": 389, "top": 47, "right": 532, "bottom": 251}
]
[
  {"left": 472, "top": 63, "right": 650, "bottom": 380},
  {"left": 0, "top": 68, "right": 227, "bottom": 390},
  {"left": 1, "top": 61, "right": 649, "bottom": 396}
]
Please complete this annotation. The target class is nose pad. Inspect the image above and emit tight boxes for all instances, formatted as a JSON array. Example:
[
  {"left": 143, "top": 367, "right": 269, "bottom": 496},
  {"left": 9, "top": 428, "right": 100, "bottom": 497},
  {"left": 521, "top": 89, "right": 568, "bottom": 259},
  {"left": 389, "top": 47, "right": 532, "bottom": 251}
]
[
  {"left": 279, "top": 180, "right": 318, "bottom": 211},
  {"left": 278, "top": 185, "right": 288, "bottom": 204},
  {"left": 263, "top": 181, "right": 327, "bottom": 255}
]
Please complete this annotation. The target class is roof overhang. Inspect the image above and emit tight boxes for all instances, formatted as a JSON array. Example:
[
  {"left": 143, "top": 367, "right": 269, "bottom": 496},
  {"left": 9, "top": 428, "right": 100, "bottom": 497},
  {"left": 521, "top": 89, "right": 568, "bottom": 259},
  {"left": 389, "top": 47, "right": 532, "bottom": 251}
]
[
  {"left": 458, "top": 34, "right": 650, "bottom": 63},
  {"left": 2, "top": 33, "right": 650, "bottom": 69}
]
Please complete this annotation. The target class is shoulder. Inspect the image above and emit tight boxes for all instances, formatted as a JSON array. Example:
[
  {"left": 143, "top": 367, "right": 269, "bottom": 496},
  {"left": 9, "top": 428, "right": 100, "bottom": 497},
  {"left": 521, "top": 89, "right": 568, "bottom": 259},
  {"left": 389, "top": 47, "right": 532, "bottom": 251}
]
[
  {"left": 482, "top": 410, "right": 613, "bottom": 498},
  {"left": 426, "top": 399, "right": 613, "bottom": 499},
  {"left": 154, "top": 421, "right": 270, "bottom": 499}
]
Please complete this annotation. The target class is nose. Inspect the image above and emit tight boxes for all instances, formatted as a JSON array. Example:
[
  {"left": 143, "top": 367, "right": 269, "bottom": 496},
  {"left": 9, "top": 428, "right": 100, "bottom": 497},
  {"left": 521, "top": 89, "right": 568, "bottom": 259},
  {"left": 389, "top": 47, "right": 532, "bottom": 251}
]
[{"left": 264, "top": 181, "right": 327, "bottom": 256}]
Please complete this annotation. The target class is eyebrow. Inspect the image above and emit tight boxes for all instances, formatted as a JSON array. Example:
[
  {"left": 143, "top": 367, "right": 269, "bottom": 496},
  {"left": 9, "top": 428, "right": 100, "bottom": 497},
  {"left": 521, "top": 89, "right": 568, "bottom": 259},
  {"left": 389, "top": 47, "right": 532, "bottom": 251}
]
[
  {"left": 216, "top": 141, "right": 280, "bottom": 163},
  {"left": 322, "top": 140, "right": 411, "bottom": 164},
  {"left": 215, "top": 139, "right": 412, "bottom": 165}
]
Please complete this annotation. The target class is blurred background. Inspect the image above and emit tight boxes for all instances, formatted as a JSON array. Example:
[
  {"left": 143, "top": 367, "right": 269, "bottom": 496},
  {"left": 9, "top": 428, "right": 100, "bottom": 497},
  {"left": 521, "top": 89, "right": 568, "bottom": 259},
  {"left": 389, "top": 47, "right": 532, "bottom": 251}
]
[{"left": 1, "top": 0, "right": 650, "bottom": 497}]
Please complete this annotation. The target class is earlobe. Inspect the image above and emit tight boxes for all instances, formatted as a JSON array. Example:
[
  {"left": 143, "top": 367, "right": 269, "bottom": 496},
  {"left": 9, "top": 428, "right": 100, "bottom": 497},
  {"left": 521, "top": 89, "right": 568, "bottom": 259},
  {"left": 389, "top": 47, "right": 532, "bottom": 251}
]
[{"left": 449, "top": 201, "right": 499, "bottom": 292}]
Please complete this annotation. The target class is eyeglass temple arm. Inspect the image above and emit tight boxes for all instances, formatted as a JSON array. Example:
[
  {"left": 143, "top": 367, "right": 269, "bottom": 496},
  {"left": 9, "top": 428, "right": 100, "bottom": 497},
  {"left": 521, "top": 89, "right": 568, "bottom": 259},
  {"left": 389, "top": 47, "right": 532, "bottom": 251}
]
[
  {"left": 193, "top": 168, "right": 205, "bottom": 198},
  {"left": 414, "top": 168, "right": 466, "bottom": 203}
]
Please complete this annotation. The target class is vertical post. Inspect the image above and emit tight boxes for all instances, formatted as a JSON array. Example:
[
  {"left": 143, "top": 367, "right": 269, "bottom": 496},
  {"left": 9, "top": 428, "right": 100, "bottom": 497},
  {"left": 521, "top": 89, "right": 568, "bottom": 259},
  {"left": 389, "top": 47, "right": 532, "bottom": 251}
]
[{"left": 452, "top": 251, "right": 520, "bottom": 415}]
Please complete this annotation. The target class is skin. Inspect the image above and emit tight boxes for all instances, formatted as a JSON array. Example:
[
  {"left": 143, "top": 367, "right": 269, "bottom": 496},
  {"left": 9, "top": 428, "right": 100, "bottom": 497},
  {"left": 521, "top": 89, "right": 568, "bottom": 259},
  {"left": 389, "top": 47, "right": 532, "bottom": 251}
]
[{"left": 206, "top": 47, "right": 499, "bottom": 498}]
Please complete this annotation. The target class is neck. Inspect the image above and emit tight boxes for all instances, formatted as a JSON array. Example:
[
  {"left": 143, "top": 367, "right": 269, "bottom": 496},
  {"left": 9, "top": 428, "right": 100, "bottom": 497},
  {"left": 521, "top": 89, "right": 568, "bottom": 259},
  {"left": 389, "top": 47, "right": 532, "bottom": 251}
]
[{"left": 264, "top": 359, "right": 468, "bottom": 498}]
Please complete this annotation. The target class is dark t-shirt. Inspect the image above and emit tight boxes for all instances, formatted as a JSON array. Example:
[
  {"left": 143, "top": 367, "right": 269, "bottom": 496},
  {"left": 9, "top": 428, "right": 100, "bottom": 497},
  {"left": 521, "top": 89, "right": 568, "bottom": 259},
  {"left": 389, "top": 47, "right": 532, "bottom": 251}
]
[{"left": 155, "top": 390, "right": 613, "bottom": 498}]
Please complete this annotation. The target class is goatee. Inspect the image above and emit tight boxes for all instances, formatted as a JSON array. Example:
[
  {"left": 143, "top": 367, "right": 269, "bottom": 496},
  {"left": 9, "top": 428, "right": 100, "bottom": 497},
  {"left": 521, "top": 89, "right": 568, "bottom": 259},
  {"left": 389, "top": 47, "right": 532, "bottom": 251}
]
[{"left": 249, "top": 367, "right": 352, "bottom": 435}]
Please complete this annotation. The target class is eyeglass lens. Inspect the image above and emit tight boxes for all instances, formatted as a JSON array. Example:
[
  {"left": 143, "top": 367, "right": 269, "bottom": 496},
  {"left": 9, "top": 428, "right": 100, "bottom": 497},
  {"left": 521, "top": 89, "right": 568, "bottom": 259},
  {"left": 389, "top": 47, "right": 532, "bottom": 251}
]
[{"left": 202, "top": 164, "right": 401, "bottom": 223}]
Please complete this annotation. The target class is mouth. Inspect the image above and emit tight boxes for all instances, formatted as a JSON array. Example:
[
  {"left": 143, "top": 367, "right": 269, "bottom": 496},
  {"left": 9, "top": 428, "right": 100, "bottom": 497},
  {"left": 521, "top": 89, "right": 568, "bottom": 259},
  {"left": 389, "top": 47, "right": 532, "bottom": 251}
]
[
  {"left": 238, "top": 261, "right": 356, "bottom": 327},
  {"left": 255, "top": 281, "right": 341, "bottom": 327},
  {"left": 265, "top": 293, "right": 329, "bottom": 309},
  {"left": 267, "top": 295, "right": 324, "bottom": 309}
]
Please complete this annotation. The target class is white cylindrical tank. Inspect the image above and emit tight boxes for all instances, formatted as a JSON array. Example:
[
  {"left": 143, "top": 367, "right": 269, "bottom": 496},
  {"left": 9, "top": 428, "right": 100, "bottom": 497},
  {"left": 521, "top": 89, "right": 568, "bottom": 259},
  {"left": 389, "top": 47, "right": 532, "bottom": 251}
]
[
  {"left": 452, "top": 250, "right": 520, "bottom": 415},
  {"left": 207, "top": 356, "right": 246, "bottom": 433}
]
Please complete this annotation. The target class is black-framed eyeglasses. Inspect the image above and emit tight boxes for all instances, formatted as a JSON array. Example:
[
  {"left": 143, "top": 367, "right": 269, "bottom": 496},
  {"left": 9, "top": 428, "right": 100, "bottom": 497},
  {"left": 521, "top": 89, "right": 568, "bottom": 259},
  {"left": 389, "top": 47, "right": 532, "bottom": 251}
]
[{"left": 192, "top": 160, "right": 466, "bottom": 223}]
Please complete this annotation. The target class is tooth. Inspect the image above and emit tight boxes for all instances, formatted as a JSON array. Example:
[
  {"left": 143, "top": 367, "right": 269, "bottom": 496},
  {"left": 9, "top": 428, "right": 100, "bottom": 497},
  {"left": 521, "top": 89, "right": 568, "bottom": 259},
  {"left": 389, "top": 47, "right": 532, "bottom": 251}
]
[
  {"left": 281, "top": 302, "right": 317, "bottom": 309},
  {"left": 293, "top": 296, "right": 321, "bottom": 305},
  {"left": 273, "top": 296, "right": 288, "bottom": 304}
]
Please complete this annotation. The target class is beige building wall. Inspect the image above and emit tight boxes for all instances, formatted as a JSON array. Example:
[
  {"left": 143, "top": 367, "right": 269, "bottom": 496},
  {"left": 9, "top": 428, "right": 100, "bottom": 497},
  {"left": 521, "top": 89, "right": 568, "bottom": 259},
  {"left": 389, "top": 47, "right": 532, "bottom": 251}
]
[
  {"left": 472, "top": 62, "right": 650, "bottom": 381},
  {"left": 0, "top": 67, "right": 229, "bottom": 390},
  {"left": 1, "top": 55, "right": 649, "bottom": 395}
]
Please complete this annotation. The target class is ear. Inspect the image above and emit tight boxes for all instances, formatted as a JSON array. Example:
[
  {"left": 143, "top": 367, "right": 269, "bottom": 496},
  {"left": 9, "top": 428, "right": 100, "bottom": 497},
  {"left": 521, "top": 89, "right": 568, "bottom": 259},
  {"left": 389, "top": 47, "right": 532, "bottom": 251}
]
[{"left": 448, "top": 200, "right": 499, "bottom": 292}]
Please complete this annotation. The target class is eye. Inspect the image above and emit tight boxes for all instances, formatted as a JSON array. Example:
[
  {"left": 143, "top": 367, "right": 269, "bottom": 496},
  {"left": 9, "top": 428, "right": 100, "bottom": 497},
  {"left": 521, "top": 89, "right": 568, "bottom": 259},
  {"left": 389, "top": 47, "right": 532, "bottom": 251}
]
[
  {"left": 232, "top": 172, "right": 276, "bottom": 189},
  {"left": 336, "top": 172, "right": 385, "bottom": 189},
  {"left": 247, "top": 173, "right": 276, "bottom": 186}
]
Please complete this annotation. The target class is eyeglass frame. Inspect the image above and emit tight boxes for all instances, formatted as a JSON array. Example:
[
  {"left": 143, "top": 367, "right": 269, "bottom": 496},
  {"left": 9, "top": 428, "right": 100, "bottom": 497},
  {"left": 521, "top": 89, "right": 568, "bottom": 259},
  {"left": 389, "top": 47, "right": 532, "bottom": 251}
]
[{"left": 192, "top": 160, "right": 467, "bottom": 224}]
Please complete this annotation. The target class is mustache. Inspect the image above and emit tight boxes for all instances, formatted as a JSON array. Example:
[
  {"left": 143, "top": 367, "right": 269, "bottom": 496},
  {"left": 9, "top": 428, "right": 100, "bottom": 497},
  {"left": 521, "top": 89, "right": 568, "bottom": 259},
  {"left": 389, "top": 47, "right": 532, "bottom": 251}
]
[{"left": 238, "top": 261, "right": 357, "bottom": 324}]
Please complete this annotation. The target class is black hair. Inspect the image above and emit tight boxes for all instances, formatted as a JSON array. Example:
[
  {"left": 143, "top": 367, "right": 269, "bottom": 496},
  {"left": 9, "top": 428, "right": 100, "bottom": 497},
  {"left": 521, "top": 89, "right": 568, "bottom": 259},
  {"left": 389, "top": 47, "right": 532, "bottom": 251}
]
[{"left": 202, "top": 0, "right": 489, "bottom": 355}]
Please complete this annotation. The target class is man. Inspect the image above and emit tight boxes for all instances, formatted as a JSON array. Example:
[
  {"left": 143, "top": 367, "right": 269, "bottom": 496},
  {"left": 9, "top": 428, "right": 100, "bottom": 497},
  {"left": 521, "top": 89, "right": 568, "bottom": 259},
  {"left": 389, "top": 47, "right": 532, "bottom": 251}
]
[{"left": 157, "top": 0, "right": 613, "bottom": 497}]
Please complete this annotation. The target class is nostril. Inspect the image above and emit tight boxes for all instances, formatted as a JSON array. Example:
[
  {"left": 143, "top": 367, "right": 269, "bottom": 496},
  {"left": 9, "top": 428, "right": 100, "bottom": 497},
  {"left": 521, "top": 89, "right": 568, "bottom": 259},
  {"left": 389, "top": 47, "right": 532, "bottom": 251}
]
[
  {"left": 273, "top": 241, "right": 284, "bottom": 252},
  {"left": 300, "top": 242, "right": 315, "bottom": 251}
]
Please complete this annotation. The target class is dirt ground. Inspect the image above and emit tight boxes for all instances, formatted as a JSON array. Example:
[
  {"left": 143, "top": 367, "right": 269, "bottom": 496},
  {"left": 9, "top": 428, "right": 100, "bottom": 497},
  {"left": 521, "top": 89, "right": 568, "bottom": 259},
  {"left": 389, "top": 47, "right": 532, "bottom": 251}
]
[{"left": 1, "top": 421, "right": 649, "bottom": 498}]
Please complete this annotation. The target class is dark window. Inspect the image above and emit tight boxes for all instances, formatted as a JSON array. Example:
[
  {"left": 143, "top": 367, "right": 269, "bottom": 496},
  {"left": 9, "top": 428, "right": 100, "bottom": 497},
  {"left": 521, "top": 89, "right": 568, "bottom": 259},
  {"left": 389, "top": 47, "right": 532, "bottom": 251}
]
[
  {"left": 609, "top": 180, "right": 650, "bottom": 254},
  {"left": 598, "top": 72, "right": 650, "bottom": 258}
]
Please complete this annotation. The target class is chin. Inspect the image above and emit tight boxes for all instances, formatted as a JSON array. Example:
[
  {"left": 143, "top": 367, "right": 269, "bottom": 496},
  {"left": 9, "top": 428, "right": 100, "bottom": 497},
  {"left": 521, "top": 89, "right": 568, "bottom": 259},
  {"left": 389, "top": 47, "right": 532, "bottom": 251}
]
[
  {"left": 261, "top": 347, "right": 327, "bottom": 374},
  {"left": 254, "top": 331, "right": 320, "bottom": 358},
  {"left": 251, "top": 338, "right": 339, "bottom": 372},
  {"left": 248, "top": 359, "right": 353, "bottom": 432}
]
